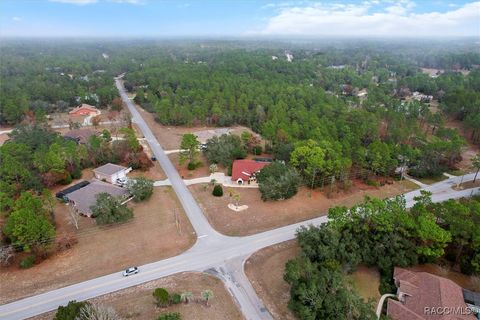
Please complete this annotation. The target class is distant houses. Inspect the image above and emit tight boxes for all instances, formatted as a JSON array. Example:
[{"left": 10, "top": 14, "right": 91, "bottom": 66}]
[
  {"left": 63, "top": 128, "right": 97, "bottom": 144},
  {"left": 69, "top": 104, "right": 100, "bottom": 117},
  {"left": 231, "top": 159, "right": 269, "bottom": 185}
]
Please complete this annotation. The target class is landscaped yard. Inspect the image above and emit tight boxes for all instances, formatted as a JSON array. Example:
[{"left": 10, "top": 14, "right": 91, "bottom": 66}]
[
  {"left": 31, "top": 272, "right": 243, "bottom": 320},
  {"left": 0, "top": 188, "right": 196, "bottom": 304},
  {"left": 168, "top": 152, "right": 213, "bottom": 179},
  {"left": 190, "top": 179, "right": 419, "bottom": 236}
]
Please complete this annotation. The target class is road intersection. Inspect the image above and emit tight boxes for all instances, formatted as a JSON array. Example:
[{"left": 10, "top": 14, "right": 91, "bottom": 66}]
[{"left": 0, "top": 78, "right": 478, "bottom": 320}]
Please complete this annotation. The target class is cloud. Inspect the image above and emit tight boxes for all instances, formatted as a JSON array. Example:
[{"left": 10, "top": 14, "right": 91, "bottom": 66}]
[
  {"left": 12, "top": 16, "right": 22, "bottom": 22},
  {"left": 49, "top": 0, "right": 98, "bottom": 4},
  {"left": 255, "top": 1, "right": 480, "bottom": 37},
  {"left": 109, "top": 0, "right": 145, "bottom": 4}
]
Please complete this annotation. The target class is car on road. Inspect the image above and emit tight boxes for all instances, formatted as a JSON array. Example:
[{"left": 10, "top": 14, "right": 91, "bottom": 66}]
[{"left": 122, "top": 267, "right": 139, "bottom": 276}]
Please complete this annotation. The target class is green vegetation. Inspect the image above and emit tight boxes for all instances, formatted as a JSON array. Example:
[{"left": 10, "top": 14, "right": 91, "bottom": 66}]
[
  {"left": 157, "top": 313, "right": 181, "bottom": 320},
  {"left": 127, "top": 177, "right": 154, "bottom": 202},
  {"left": 153, "top": 288, "right": 170, "bottom": 308},
  {"left": 54, "top": 300, "right": 88, "bottom": 320},
  {"left": 212, "top": 184, "right": 223, "bottom": 197},
  {"left": 256, "top": 161, "right": 300, "bottom": 200},
  {"left": 179, "top": 133, "right": 200, "bottom": 167},
  {"left": 90, "top": 193, "right": 133, "bottom": 225},
  {"left": 286, "top": 194, "right": 480, "bottom": 319},
  {"left": 204, "top": 134, "right": 246, "bottom": 168}
]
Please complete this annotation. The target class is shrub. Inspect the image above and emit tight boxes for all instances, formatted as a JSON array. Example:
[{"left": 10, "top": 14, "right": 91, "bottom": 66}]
[
  {"left": 256, "top": 162, "right": 300, "bottom": 201},
  {"left": 60, "top": 174, "right": 72, "bottom": 185},
  {"left": 157, "top": 312, "right": 181, "bottom": 320},
  {"left": 171, "top": 293, "right": 182, "bottom": 304},
  {"left": 153, "top": 288, "right": 170, "bottom": 307},
  {"left": 54, "top": 300, "right": 88, "bottom": 320},
  {"left": 187, "top": 162, "right": 196, "bottom": 170},
  {"left": 253, "top": 145, "right": 263, "bottom": 155},
  {"left": 20, "top": 255, "right": 35, "bottom": 269},
  {"left": 71, "top": 167, "right": 82, "bottom": 180},
  {"left": 212, "top": 184, "right": 223, "bottom": 197},
  {"left": 365, "top": 179, "right": 380, "bottom": 187},
  {"left": 127, "top": 177, "right": 154, "bottom": 202}
]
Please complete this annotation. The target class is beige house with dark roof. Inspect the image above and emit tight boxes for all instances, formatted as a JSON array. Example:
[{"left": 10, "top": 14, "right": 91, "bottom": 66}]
[
  {"left": 66, "top": 180, "right": 130, "bottom": 217},
  {"left": 387, "top": 267, "right": 476, "bottom": 320},
  {"left": 93, "top": 163, "right": 132, "bottom": 184}
]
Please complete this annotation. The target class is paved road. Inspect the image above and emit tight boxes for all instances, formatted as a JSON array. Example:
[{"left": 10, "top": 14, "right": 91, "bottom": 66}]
[{"left": 1, "top": 79, "right": 478, "bottom": 320}]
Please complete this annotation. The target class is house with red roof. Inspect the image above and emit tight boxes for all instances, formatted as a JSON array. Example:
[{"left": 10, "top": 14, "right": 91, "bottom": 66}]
[
  {"left": 386, "top": 267, "right": 477, "bottom": 320},
  {"left": 231, "top": 159, "right": 269, "bottom": 185},
  {"left": 68, "top": 104, "right": 100, "bottom": 116}
]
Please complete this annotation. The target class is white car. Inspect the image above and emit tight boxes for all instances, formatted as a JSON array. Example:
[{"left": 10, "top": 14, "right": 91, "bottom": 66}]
[
  {"left": 122, "top": 267, "right": 139, "bottom": 276},
  {"left": 116, "top": 177, "right": 128, "bottom": 186}
]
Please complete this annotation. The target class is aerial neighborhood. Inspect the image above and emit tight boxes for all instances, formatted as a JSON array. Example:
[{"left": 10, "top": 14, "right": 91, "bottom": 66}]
[{"left": 0, "top": 1, "right": 480, "bottom": 320}]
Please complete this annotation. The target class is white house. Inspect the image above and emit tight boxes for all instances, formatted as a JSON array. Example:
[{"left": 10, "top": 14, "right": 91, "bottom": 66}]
[{"left": 93, "top": 163, "right": 132, "bottom": 184}]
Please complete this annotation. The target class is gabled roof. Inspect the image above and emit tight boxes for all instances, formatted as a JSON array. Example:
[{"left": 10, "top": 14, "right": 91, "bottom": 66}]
[
  {"left": 387, "top": 267, "right": 476, "bottom": 320},
  {"left": 232, "top": 159, "right": 268, "bottom": 181},
  {"left": 66, "top": 180, "right": 129, "bottom": 217},
  {"left": 68, "top": 104, "right": 100, "bottom": 115},
  {"left": 63, "top": 128, "right": 96, "bottom": 143},
  {"left": 93, "top": 163, "right": 128, "bottom": 176}
]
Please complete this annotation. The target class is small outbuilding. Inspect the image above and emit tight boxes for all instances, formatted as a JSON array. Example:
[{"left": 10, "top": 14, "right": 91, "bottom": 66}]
[{"left": 93, "top": 163, "right": 132, "bottom": 184}]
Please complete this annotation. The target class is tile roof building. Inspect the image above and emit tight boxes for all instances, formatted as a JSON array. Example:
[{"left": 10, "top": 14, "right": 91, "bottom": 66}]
[
  {"left": 68, "top": 104, "right": 100, "bottom": 116},
  {"left": 231, "top": 159, "right": 269, "bottom": 184},
  {"left": 387, "top": 267, "right": 477, "bottom": 320}
]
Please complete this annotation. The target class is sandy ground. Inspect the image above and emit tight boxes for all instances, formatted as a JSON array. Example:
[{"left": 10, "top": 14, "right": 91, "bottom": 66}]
[
  {"left": 31, "top": 272, "right": 243, "bottom": 320},
  {"left": 190, "top": 180, "right": 419, "bottom": 236},
  {"left": 0, "top": 188, "right": 196, "bottom": 304},
  {"left": 168, "top": 153, "right": 213, "bottom": 180},
  {"left": 245, "top": 241, "right": 299, "bottom": 320}
]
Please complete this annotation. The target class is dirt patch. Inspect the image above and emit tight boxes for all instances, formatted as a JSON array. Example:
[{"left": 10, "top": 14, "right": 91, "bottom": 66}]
[
  {"left": 168, "top": 153, "right": 212, "bottom": 179},
  {"left": 453, "top": 179, "right": 480, "bottom": 190},
  {"left": 347, "top": 266, "right": 381, "bottom": 304},
  {"left": 0, "top": 188, "right": 196, "bottom": 304},
  {"left": 129, "top": 161, "right": 167, "bottom": 181},
  {"left": 190, "top": 180, "right": 418, "bottom": 236},
  {"left": 245, "top": 241, "right": 299, "bottom": 320},
  {"left": 31, "top": 272, "right": 243, "bottom": 320}
]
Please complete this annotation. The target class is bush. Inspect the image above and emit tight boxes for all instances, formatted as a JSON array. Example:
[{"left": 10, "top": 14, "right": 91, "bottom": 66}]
[
  {"left": 54, "top": 300, "right": 88, "bottom": 320},
  {"left": 256, "top": 162, "right": 300, "bottom": 201},
  {"left": 157, "top": 312, "right": 181, "bottom": 320},
  {"left": 20, "top": 255, "right": 35, "bottom": 269},
  {"left": 127, "top": 177, "right": 154, "bottom": 202},
  {"left": 171, "top": 293, "right": 182, "bottom": 304},
  {"left": 153, "top": 288, "right": 170, "bottom": 307},
  {"left": 187, "top": 162, "right": 196, "bottom": 170},
  {"left": 365, "top": 179, "right": 380, "bottom": 187},
  {"left": 212, "top": 184, "right": 223, "bottom": 197},
  {"left": 60, "top": 174, "right": 72, "bottom": 185},
  {"left": 71, "top": 167, "right": 82, "bottom": 180},
  {"left": 253, "top": 145, "right": 263, "bottom": 155}
]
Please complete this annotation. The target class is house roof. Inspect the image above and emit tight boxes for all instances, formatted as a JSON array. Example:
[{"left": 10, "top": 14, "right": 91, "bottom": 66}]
[
  {"left": 68, "top": 104, "right": 100, "bottom": 115},
  {"left": 387, "top": 267, "right": 476, "bottom": 320},
  {"left": 232, "top": 159, "right": 268, "bottom": 181},
  {"left": 66, "top": 180, "right": 129, "bottom": 217},
  {"left": 93, "top": 163, "right": 128, "bottom": 176},
  {"left": 63, "top": 128, "right": 96, "bottom": 144}
]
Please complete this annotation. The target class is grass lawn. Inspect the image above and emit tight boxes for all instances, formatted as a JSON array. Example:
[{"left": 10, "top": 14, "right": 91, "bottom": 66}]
[
  {"left": 0, "top": 188, "right": 196, "bottom": 304},
  {"left": 417, "top": 175, "right": 449, "bottom": 185},
  {"left": 32, "top": 272, "right": 243, "bottom": 320},
  {"left": 190, "top": 179, "right": 419, "bottom": 236}
]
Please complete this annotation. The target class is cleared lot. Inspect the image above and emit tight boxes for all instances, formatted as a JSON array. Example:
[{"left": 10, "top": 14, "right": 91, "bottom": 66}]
[
  {"left": 190, "top": 180, "right": 418, "bottom": 236},
  {"left": 31, "top": 272, "right": 244, "bottom": 320},
  {"left": 0, "top": 188, "right": 195, "bottom": 304}
]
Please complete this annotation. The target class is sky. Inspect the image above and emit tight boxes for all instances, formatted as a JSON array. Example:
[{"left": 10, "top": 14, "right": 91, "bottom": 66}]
[{"left": 0, "top": 0, "right": 479, "bottom": 38}]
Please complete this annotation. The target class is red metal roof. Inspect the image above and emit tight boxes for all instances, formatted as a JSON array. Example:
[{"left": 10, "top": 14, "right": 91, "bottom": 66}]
[{"left": 231, "top": 159, "right": 268, "bottom": 181}]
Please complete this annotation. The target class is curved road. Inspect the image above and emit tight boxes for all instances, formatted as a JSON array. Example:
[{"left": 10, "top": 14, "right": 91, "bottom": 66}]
[{"left": 0, "top": 78, "right": 478, "bottom": 320}]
